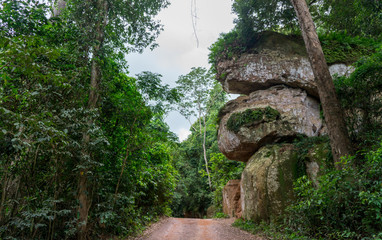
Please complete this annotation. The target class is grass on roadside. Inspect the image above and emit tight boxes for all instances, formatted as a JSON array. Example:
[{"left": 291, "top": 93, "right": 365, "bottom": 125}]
[{"left": 232, "top": 218, "right": 310, "bottom": 240}]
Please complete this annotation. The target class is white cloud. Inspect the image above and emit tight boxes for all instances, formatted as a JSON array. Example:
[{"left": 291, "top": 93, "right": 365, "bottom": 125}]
[
  {"left": 126, "top": 0, "right": 235, "bottom": 134},
  {"left": 178, "top": 128, "right": 192, "bottom": 142}
]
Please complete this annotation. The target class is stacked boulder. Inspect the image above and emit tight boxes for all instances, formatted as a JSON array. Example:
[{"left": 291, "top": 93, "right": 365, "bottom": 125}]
[{"left": 218, "top": 32, "right": 352, "bottom": 222}]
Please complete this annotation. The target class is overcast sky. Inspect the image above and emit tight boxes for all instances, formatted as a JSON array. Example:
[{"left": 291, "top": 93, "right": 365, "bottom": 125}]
[{"left": 126, "top": 0, "right": 235, "bottom": 141}]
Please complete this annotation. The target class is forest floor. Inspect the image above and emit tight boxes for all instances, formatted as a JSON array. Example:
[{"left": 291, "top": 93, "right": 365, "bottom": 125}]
[{"left": 132, "top": 217, "right": 265, "bottom": 240}]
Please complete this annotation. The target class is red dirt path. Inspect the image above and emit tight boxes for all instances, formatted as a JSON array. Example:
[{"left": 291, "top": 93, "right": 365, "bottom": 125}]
[{"left": 135, "top": 217, "right": 264, "bottom": 240}]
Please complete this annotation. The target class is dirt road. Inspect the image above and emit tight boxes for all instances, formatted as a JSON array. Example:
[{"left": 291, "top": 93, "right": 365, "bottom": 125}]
[{"left": 135, "top": 217, "right": 264, "bottom": 240}]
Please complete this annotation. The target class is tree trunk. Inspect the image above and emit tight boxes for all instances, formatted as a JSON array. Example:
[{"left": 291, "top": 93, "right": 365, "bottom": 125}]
[
  {"left": 202, "top": 115, "right": 212, "bottom": 189},
  {"left": 78, "top": 0, "right": 108, "bottom": 239},
  {"left": 198, "top": 102, "right": 211, "bottom": 190},
  {"left": 53, "top": 0, "right": 66, "bottom": 17},
  {"left": 290, "top": 0, "right": 352, "bottom": 168},
  {"left": 0, "top": 164, "right": 9, "bottom": 223}
]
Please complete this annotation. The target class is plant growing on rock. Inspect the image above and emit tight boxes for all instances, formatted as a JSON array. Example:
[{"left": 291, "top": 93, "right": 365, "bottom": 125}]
[{"left": 226, "top": 107, "right": 280, "bottom": 133}]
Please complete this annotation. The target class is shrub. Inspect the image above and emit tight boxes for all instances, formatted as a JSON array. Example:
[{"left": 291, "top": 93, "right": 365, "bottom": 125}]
[
  {"left": 285, "top": 141, "right": 382, "bottom": 239},
  {"left": 208, "top": 153, "right": 244, "bottom": 212},
  {"left": 208, "top": 30, "right": 248, "bottom": 72}
]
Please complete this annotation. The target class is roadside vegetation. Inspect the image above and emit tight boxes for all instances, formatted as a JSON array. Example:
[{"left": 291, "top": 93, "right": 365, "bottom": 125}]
[{"left": 0, "top": 0, "right": 178, "bottom": 238}]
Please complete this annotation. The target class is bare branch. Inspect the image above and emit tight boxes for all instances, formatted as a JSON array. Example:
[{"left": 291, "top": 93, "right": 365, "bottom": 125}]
[{"left": 191, "top": 0, "right": 199, "bottom": 48}]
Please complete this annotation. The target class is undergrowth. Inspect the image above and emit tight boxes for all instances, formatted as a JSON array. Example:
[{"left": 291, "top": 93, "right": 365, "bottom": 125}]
[{"left": 233, "top": 218, "right": 309, "bottom": 240}]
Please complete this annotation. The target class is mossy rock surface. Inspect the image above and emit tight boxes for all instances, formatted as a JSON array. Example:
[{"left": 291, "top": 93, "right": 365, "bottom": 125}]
[
  {"left": 241, "top": 144, "right": 298, "bottom": 222},
  {"left": 227, "top": 107, "right": 280, "bottom": 133},
  {"left": 251, "top": 31, "right": 307, "bottom": 57},
  {"left": 240, "top": 140, "right": 331, "bottom": 222}
]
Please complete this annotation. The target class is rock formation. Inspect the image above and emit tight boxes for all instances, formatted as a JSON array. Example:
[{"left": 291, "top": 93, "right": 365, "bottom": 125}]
[
  {"left": 222, "top": 180, "right": 241, "bottom": 218},
  {"left": 218, "top": 85, "right": 323, "bottom": 161},
  {"left": 240, "top": 144, "right": 297, "bottom": 221},
  {"left": 217, "top": 31, "right": 349, "bottom": 222},
  {"left": 216, "top": 32, "right": 354, "bottom": 97}
]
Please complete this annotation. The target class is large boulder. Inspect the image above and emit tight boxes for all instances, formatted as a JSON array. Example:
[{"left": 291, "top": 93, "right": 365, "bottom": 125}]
[
  {"left": 222, "top": 179, "right": 242, "bottom": 218},
  {"left": 216, "top": 32, "right": 354, "bottom": 97},
  {"left": 241, "top": 144, "right": 298, "bottom": 222},
  {"left": 218, "top": 85, "right": 323, "bottom": 162}
]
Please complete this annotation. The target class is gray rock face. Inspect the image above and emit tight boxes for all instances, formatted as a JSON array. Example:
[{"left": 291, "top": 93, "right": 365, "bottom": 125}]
[
  {"left": 216, "top": 32, "right": 353, "bottom": 97},
  {"left": 218, "top": 85, "right": 323, "bottom": 162},
  {"left": 241, "top": 144, "right": 297, "bottom": 222}
]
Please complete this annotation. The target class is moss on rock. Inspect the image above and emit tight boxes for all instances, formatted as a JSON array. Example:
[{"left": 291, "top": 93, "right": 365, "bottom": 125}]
[
  {"left": 226, "top": 107, "right": 280, "bottom": 133},
  {"left": 241, "top": 139, "right": 333, "bottom": 222}
]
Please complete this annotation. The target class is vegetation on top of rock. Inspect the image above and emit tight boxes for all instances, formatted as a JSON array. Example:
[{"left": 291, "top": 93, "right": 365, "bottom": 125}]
[
  {"left": 320, "top": 33, "right": 380, "bottom": 64},
  {"left": 226, "top": 107, "right": 280, "bottom": 133},
  {"left": 209, "top": 30, "right": 379, "bottom": 72},
  {"left": 209, "top": 0, "right": 381, "bottom": 72},
  {"left": 208, "top": 31, "right": 304, "bottom": 73},
  {"left": 208, "top": 30, "right": 248, "bottom": 73}
]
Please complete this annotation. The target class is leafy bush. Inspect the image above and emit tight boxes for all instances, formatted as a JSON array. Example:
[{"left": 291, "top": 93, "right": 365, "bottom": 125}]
[
  {"left": 208, "top": 30, "right": 249, "bottom": 72},
  {"left": 214, "top": 212, "right": 229, "bottom": 219},
  {"left": 285, "top": 141, "right": 382, "bottom": 239}
]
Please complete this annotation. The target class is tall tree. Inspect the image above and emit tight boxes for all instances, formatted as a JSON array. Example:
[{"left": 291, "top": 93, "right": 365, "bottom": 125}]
[
  {"left": 290, "top": 0, "right": 352, "bottom": 167},
  {"left": 176, "top": 67, "right": 218, "bottom": 189}
]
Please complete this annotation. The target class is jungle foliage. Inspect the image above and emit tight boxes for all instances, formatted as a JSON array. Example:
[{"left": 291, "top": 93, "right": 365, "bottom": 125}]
[{"left": 0, "top": 0, "right": 178, "bottom": 238}]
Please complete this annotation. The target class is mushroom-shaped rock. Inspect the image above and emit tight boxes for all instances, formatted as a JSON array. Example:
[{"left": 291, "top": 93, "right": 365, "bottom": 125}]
[
  {"left": 218, "top": 85, "right": 323, "bottom": 162},
  {"left": 240, "top": 144, "right": 297, "bottom": 222},
  {"left": 216, "top": 31, "right": 354, "bottom": 97}
]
